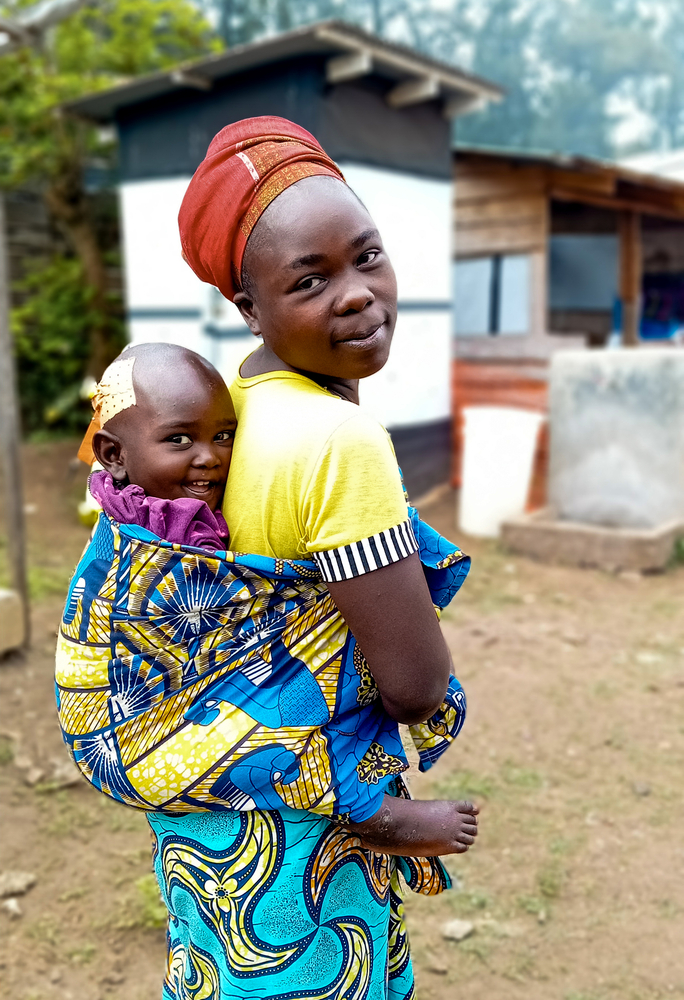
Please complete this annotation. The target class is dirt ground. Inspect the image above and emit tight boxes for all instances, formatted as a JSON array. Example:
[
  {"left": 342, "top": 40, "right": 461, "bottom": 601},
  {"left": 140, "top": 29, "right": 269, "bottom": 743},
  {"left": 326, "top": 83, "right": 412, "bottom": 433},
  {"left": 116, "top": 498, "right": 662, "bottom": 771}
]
[{"left": 1, "top": 439, "right": 684, "bottom": 1000}]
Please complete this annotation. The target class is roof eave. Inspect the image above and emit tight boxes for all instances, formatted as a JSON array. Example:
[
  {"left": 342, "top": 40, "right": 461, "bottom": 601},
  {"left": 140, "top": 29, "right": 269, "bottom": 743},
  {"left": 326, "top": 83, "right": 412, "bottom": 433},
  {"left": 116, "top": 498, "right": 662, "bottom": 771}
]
[
  {"left": 454, "top": 143, "right": 684, "bottom": 197},
  {"left": 66, "top": 20, "right": 503, "bottom": 124}
]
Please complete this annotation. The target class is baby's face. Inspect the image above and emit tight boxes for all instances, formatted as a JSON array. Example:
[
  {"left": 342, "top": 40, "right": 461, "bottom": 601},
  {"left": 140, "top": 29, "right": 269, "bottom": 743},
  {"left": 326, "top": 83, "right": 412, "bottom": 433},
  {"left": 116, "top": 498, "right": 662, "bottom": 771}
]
[{"left": 98, "top": 372, "right": 237, "bottom": 510}]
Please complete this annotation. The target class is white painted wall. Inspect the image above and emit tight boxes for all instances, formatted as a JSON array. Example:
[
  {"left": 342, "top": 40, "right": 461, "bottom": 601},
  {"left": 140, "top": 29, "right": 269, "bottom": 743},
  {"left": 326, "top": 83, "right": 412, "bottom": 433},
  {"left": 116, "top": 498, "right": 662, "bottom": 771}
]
[
  {"left": 119, "top": 164, "right": 453, "bottom": 427},
  {"left": 120, "top": 178, "right": 252, "bottom": 381},
  {"left": 121, "top": 177, "right": 196, "bottom": 310},
  {"left": 341, "top": 163, "right": 452, "bottom": 427}
]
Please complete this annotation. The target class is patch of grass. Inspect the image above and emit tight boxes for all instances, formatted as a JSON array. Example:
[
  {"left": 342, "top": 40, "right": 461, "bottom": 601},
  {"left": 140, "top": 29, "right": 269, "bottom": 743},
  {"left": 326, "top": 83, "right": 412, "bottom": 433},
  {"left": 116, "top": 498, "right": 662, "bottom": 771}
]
[
  {"left": 500, "top": 764, "right": 543, "bottom": 789},
  {"left": 549, "top": 837, "right": 575, "bottom": 856},
  {"left": 40, "top": 795, "right": 100, "bottom": 838},
  {"left": 134, "top": 874, "right": 167, "bottom": 929},
  {"left": 657, "top": 898, "right": 681, "bottom": 919},
  {"left": 26, "top": 916, "right": 61, "bottom": 948},
  {"left": 67, "top": 942, "right": 95, "bottom": 964},
  {"left": 433, "top": 770, "right": 497, "bottom": 801},
  {"left": 58, "top": 887, "right": 87, "bottom": 903},
  {"left": 449, "top": 889, "right": 491, "bottom": 914},
  {"left": 537, "top": 863, "right": 564, "bottom": 900},
  {"left": 458, "top": 936, "right": 492, "bottom": 963},
  {"left": 107, "top": 806, "right": 148, "bottom": 834},
  {"left": 463, "top": 890, "right": 490, "bottom": 910},
  {"left": 592, "top": 681, "right": 616, "bottom": 699},
  {"left": 503, "top": 953, "right": 537, "bottom": 981},
  {"left": 28, "top": 563, "right": 70, "bottom": 600},
  {"left": 112, "top": 874, "right": 167, "bottom": 931},
  {"left": 517, "top": 894, "right": 547, "bottom": 920},
  {"left": 478, "top": 591, "right": 525, "bottom": 613},
  {"left": 649, "top": 599, "right": 678, "bottom": 618},
  {"left": 0, "top": 734, "right": 14, "bottom": 766}
]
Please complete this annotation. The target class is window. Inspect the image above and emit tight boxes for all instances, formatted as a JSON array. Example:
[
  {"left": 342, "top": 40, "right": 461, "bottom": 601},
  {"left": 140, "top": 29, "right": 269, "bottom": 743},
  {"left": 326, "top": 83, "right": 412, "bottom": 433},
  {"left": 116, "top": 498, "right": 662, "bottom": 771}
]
[
  {"left": 549, "top": 234, "right": 617, "bottom": 311},
  {"left": 454, "top": 254, "right": 530, "bottom": 335}
]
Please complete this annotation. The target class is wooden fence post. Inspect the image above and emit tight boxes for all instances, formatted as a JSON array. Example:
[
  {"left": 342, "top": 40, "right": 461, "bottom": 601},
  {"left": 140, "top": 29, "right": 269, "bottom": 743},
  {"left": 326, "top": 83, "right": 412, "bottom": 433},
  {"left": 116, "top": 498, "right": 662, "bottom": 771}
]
[{"left": 0, "top": 192, "right": 30, "bottom": 649}]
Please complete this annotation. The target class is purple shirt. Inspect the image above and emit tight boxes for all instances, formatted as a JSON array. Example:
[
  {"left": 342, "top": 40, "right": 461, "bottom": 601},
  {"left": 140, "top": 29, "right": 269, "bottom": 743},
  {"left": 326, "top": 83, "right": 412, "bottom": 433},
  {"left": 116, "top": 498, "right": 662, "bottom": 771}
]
[{"left": 89, "top": 471, "right": 229, "bottom": 552}]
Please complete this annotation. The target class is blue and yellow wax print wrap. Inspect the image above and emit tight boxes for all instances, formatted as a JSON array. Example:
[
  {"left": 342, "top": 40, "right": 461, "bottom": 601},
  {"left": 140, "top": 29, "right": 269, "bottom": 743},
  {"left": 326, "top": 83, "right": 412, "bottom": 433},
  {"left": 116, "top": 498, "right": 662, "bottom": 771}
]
[{"left": 55, "top": 506, "right": 469, "bottom": 824}]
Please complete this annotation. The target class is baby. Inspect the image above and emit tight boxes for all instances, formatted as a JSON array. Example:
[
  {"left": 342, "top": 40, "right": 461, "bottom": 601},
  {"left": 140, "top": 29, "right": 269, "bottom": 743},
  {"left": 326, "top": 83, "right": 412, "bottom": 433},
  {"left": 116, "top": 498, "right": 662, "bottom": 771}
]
[{"left": 83, "top": 341, "right": 478, "bottom": 858}]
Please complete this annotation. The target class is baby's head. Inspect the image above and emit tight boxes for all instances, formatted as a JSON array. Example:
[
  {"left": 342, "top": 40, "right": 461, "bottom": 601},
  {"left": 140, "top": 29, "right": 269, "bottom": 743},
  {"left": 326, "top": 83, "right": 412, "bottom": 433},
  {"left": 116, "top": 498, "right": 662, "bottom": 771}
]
[{"left": 90, "top": 343, "right": 236, "bottom": 510}]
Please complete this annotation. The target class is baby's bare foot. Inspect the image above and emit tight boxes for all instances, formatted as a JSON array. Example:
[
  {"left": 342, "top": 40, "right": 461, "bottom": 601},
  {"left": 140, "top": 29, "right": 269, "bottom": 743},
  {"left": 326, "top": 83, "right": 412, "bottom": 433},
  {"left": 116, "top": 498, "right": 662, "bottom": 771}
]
[{"left": 348, "top": 796, "right": 479, "bottom": 857}]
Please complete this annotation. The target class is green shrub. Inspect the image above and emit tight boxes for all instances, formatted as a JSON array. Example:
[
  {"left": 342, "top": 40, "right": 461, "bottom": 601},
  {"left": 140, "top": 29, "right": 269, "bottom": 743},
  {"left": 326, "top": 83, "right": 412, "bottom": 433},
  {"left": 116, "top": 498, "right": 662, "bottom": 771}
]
[{"left": 11, "top": 255, "right": 124, "bottom": 437}]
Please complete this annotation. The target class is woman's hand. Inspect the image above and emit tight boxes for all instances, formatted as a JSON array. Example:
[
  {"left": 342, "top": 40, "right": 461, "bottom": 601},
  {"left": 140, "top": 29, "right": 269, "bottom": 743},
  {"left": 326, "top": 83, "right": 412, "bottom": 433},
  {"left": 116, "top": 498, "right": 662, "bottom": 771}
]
[{"left": 327, "top": 552, "right": 451, "bottom": 724}]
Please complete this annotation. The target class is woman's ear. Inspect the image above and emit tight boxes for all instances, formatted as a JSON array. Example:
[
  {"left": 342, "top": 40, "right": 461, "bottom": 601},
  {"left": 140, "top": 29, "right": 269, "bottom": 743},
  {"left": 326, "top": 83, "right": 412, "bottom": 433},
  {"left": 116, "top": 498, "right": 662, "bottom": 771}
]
[
  {"left": 233, "top": 290, "right": 262, "bottom": 338},
  {"left": 93, "top": 430, "right": 127, "bottom": 482}
]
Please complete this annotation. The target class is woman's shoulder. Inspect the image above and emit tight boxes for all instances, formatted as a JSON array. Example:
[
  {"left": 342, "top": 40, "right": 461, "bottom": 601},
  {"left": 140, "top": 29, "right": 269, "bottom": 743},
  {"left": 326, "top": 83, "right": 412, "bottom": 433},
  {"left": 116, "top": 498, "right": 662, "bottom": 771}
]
[{"left": 231, "top": 370, "right": 387, "bottom": 443}]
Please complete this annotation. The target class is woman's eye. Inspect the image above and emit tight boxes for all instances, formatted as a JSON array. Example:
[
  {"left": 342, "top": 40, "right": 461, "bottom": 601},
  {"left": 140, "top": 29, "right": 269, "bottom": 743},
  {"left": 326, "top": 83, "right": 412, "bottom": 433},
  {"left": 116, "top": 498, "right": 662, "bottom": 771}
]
[
  {"left": 215, "top": 430, "right": 235, "bottom": 442},
  {"left": 297, "top": 275, "right": 325, "bottom": 291},
  {"left": 167, "top": 434, "right": 192, "bottom": 445},
  {"left": 358, "top": 249, "right": 380, "bottom": 266}
]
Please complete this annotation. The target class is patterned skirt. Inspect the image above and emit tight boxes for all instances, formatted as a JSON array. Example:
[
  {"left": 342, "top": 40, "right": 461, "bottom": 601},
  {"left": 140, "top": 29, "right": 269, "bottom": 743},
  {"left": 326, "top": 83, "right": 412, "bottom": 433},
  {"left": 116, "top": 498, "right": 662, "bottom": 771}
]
[{"left": 148, "top": 806, "right": 419, "bottom": 1000}]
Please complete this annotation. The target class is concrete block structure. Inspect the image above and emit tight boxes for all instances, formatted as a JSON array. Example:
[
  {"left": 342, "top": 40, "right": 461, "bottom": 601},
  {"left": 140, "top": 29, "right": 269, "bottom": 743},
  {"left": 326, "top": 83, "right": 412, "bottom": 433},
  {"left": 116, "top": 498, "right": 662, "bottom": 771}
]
[
  {"left": 0, "top": 589, "right": 25, "bottom": 656},
  {"left": 549, "top": 349, "right": 684, "bottom": 530}
]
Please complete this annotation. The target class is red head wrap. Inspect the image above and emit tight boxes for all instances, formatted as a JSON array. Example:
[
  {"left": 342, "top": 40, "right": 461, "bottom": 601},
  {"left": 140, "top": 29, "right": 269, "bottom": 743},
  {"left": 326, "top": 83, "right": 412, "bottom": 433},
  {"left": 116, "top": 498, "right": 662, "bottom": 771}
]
[{"left": 178, "top": 116, "right": 345, "bottom": 301}]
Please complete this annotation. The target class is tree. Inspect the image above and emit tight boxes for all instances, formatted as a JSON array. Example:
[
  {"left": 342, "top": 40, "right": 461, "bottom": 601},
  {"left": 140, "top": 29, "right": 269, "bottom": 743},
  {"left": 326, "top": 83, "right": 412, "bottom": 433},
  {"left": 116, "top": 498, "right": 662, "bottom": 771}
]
[
  {"left": 206, "top": 0, "right": 684, "bottom": 157},
  {"left": 430, "top": 0, "right": 683, "bottom": 158},
  {"left": 0, "top": 0, "right": 220, "bottom": 379}
]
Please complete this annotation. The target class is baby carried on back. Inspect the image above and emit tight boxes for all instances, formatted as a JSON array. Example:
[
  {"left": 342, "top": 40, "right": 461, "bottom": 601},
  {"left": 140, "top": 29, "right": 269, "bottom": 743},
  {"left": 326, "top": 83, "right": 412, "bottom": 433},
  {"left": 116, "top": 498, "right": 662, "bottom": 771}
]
[{"left": 55, "top": 345, "right": 470, "bottom": 832}]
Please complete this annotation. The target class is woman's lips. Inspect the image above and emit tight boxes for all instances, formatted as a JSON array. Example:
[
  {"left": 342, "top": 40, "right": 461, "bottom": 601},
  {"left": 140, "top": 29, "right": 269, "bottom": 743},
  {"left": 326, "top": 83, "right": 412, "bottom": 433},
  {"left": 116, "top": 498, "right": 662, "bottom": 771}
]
[{"left": 338, "top": 323, "right": 386, "bottom": 349}]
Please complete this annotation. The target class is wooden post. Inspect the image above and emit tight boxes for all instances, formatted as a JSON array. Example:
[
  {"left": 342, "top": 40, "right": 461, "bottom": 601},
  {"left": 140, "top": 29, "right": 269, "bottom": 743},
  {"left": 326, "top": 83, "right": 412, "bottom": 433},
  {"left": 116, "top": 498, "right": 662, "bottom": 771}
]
[
  {"left": 0, "top": 192, "right": 30, "bottom": 648},
  {"left": 619, "top": 210, "right": 642, "bottom": 347}
]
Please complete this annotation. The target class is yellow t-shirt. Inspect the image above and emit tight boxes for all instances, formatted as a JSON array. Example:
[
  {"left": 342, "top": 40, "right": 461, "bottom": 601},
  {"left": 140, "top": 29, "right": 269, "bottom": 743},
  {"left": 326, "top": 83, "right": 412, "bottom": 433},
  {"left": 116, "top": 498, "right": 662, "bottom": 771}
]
[{"left": 223, "top": 368, "right": 415, "bottom": 576}]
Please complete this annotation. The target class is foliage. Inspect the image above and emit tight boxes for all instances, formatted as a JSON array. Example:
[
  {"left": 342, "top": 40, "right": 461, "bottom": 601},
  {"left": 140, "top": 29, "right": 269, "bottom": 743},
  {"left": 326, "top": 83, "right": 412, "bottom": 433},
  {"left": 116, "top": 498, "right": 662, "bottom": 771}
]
[
  {"left": 1, "top": 0, "right": 221, "bottom": 429},
  {"left": 0, "top": 0, "right": 221, "bottom": 188},
  {"left": 11, "top": 254, "right": 124, "bottom": 436}
]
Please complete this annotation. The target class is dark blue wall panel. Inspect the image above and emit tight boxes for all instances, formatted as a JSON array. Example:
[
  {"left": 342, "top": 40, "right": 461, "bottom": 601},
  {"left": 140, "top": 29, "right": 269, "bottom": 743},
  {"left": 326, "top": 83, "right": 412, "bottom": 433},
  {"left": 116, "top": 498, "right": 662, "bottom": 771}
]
[{"left": 117, "top": 56, "right": 451, "bottom": 182}]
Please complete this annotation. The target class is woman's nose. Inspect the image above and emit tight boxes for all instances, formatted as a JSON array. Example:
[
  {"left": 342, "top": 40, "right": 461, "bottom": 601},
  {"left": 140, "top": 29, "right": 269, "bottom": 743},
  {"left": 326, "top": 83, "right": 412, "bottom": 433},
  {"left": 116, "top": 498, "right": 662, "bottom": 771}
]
[{"left": 335, "top": 273, "right": 375, "bottom": 315}]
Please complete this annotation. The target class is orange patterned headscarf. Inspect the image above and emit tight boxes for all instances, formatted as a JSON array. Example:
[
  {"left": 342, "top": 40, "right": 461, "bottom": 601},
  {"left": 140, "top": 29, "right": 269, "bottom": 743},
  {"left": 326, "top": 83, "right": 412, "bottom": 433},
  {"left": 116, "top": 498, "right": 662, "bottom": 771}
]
[
  {"left": 77, "top": 356, "right": 137, "bottom": 465},
  {"left": 178, "top": 116, "right": 345, "bottom": 301}
]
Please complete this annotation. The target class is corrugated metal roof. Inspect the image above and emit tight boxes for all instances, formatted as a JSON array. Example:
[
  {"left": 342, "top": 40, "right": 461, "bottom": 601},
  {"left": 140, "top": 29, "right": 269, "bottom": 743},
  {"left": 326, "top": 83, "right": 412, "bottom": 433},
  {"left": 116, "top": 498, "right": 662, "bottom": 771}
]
[
  {"left": 67, "top": 20, "right": 504, "bottom": 123},
  {"left": 454, "top": 143, "right": 684, "bottom": 196}
]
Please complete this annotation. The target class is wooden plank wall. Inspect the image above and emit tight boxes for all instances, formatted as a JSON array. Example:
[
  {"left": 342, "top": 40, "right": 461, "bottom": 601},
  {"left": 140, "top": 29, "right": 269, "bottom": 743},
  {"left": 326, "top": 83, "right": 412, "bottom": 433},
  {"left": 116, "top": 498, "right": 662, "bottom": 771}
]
[{"left": 454, "top": 158, "right": 548, "bottom": 258}]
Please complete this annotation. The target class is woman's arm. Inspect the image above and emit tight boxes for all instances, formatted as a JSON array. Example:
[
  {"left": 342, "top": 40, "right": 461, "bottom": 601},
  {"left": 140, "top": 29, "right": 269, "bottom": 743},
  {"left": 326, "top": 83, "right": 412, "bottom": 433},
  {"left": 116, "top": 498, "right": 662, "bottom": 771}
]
[{"left": 327, "top": 551, "right": 451, "bottom": 725}]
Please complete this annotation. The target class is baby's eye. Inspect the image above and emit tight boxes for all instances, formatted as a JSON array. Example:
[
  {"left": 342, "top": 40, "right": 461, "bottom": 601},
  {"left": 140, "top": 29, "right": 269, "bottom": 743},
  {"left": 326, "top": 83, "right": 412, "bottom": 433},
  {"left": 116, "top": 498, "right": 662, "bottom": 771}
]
[
  {"left": 167, "top": 434, "right": 192, "bottom": 445},
  {"left": 358, "top": 249, "right": 381, "bottom": 266},
  {"left": 215, "top": 430, "right": 235, "bottom": 442},
  {"left": 297, "top": 275, "right": 325, "bottom": 291}
]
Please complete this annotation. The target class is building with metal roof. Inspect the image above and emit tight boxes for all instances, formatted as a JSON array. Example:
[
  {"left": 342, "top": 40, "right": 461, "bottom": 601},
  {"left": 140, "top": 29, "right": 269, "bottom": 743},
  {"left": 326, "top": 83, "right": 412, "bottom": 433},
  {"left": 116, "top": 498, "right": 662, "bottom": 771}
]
[{"left": 68, "top": 21, "right": 502, "bottom": 497}]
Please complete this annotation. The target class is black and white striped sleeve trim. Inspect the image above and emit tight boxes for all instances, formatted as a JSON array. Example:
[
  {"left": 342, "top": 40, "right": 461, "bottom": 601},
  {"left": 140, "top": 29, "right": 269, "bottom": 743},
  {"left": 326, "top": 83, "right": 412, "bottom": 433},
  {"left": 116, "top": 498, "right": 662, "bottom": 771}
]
[{"left": 312, "top": 519, "right": 418, "bottom": 583}]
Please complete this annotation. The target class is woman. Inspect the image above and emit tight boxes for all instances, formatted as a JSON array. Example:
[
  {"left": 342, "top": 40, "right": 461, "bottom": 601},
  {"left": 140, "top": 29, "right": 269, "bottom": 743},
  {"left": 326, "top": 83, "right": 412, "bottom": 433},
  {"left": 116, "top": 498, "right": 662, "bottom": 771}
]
[{"left": 148, "top": 116, "right": 472, "bottom": 1000}]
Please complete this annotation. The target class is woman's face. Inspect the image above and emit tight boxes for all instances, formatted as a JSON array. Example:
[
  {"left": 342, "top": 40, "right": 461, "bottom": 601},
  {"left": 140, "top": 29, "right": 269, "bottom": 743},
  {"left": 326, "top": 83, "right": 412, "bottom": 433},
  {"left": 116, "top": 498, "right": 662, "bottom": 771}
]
[{"left": 236, "top": 176, "right": 398, "bottom": 381}]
